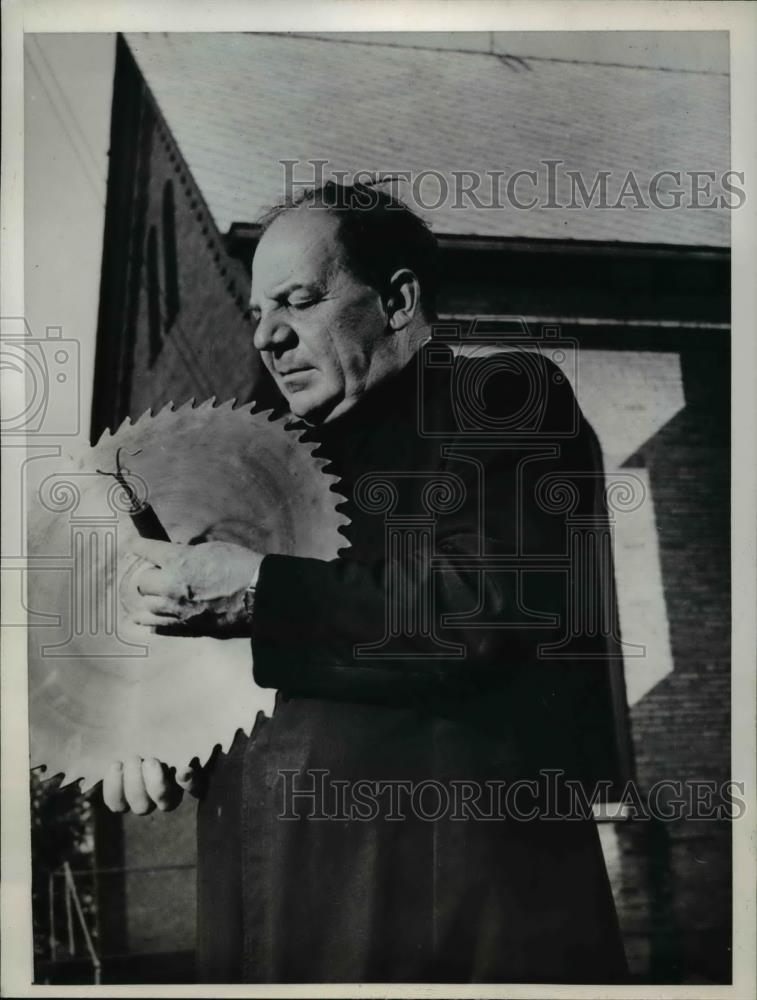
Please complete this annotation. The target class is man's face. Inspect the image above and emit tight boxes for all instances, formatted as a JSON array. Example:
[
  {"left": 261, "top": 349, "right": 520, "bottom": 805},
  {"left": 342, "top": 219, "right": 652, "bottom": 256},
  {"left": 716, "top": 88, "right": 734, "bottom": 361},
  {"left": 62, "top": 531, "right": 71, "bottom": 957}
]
[{"left": 250, "top": 209, "right": 392, "bottom": 424}]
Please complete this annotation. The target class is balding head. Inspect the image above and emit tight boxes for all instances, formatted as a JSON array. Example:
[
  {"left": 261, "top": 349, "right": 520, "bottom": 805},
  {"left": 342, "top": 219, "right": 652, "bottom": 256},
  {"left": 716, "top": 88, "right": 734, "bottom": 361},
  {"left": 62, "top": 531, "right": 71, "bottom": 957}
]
[{"left": 250, "top": 199, "right": 427, "bottom": 424}]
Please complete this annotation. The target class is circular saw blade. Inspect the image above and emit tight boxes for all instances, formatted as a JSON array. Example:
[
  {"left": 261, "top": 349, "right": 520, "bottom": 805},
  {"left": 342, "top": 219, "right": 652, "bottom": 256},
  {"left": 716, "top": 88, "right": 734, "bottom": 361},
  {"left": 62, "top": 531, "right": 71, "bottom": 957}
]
[{"left": 27, "top": 399, "right": 347, "bottom": 790}]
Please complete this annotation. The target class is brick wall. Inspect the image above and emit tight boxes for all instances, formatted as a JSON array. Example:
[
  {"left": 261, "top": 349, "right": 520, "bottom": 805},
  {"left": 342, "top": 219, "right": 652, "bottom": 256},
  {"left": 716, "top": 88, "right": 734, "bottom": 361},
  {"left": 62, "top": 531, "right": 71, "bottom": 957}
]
[
  {"left": 91, "top": 37, "right": 271, "bottom": 437},
  {"left": 614, "top": 343, "right": 731, "bottom": 983}
]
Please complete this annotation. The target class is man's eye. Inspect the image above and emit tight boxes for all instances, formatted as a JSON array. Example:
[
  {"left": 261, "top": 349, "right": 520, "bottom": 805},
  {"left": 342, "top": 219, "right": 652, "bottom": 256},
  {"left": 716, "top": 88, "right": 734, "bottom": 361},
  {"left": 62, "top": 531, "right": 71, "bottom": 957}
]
[{"left": 287, "top": 299, "right": 316, "bottom": 311}]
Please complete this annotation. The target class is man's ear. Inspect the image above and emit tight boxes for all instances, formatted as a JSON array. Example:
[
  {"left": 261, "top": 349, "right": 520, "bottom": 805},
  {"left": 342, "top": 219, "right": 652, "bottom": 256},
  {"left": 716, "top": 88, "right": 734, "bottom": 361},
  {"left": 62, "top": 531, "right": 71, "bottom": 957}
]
[{"left": 385, "top": 268, "right": 421, "bottom": 331}]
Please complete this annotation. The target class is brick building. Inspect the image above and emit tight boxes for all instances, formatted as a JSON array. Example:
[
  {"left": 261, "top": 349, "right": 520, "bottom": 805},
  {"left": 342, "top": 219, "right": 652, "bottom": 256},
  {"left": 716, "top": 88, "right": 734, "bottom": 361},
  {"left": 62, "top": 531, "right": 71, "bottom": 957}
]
[{"left": 82, "top": 32, "right": 730, "bottom": 984}]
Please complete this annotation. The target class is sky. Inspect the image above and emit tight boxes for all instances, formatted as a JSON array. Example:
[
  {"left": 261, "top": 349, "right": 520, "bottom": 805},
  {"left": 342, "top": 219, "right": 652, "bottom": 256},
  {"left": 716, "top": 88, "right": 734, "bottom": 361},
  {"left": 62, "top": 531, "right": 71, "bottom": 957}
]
[{"left": 24, "top": 33, "right": 116, "bottom": 442}]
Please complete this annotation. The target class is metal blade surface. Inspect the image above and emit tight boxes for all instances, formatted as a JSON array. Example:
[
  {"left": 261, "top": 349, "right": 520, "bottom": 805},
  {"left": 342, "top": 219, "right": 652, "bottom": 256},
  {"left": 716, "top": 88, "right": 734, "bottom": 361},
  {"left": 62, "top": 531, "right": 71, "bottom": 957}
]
[{"left": 27, "top": 400, "right": 347, "bottom": 789}]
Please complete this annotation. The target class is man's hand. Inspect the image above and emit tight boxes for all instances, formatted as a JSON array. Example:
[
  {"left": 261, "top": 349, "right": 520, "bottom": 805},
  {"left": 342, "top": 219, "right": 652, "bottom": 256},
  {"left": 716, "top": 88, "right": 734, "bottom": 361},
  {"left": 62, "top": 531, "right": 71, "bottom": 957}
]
[
  {"left": 102, "top": 757, "right": 200, "bottom": 814},
  {"left": 129, "top": 538, "right": 263, "bottom": 636}
]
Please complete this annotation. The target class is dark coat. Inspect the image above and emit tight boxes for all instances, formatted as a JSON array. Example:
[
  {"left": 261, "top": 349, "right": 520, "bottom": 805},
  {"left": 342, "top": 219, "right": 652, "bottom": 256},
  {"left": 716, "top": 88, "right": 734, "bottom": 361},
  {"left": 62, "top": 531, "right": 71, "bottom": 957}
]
[{"left": 197, "top": 346, "right": 628, "bottom": 983}]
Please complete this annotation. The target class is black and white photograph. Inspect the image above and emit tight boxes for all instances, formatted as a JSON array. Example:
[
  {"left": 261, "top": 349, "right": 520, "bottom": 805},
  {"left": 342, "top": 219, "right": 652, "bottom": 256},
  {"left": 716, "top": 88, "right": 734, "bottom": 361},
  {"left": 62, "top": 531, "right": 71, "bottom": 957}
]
[{"left": 1, "top": 2, "right": 755, "bottom": 996}]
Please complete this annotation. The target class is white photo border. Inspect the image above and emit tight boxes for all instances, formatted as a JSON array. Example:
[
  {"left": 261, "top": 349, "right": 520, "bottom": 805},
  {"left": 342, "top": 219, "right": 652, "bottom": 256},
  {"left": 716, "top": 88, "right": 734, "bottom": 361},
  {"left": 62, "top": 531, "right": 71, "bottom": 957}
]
[{"left": 2, "top": 2, "right": 755, "bottom": 998}]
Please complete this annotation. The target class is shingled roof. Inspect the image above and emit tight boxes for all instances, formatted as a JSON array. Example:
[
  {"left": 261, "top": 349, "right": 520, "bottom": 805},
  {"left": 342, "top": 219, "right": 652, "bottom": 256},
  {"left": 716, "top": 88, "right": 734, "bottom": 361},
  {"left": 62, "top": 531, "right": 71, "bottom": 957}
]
[{"left": 125, "top": 32, "right": 730, "bottom": 247}]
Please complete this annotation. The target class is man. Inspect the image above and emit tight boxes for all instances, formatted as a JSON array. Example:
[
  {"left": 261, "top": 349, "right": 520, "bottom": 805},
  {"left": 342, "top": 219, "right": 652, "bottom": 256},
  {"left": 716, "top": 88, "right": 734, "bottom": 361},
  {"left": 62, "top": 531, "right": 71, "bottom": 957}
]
[{"left": 110, "top": 182, "right": 627, "bottom": 983}]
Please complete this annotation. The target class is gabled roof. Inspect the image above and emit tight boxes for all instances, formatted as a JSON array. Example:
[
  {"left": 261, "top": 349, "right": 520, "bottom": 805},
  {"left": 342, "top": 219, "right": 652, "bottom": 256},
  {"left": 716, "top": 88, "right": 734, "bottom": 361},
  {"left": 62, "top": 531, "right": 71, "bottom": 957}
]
[{"left": 126, "top": 32, "right": 730, "bottom": 247}]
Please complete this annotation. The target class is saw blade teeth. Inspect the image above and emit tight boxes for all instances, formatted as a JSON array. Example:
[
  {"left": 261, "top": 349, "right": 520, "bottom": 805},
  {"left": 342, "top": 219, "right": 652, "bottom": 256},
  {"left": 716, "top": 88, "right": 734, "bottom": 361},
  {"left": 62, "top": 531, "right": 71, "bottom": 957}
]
[
  {"left": 113, "top": 415, "right": 133, "bottom": 434},
  {"left": 325, "top": 473, "right": 349, "bottom": 497},
  {"left": 312, "top": 455, "right": 335, "bottom": 473},
  {"left": 53, "top": 768, "right": 80, "bottom": 791},
  {"left": 214, "top": 720, "right": 253, "bottom": 758},
  {"left": 135, "top": 406, "right": 156, "bottom": 424},
  {"left": 32, "top": 398, "right": 348, "bottom": 786},
  {"left": 155, "top": 400, "right": 177, "bottom": 418}
]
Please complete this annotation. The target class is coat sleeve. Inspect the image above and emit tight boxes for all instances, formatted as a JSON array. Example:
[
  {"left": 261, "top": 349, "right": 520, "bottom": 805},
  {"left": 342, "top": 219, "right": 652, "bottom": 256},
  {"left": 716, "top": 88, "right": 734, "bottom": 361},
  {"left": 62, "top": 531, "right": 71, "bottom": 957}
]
[{"left": 250, "top": 358, "right": 608, "bottom": 703}]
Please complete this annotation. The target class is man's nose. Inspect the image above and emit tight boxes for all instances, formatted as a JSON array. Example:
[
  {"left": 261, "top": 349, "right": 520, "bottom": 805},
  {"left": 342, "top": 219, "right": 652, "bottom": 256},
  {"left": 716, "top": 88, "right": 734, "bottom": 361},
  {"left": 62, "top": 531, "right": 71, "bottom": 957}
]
[{"left": 252, "top": 312, "right": 296, "bottom": 353}]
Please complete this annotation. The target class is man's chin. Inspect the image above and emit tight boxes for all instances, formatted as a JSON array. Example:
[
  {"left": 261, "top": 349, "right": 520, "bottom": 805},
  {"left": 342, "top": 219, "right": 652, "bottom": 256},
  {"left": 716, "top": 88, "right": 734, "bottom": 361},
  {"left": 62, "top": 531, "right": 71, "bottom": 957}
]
[{"left": 287, "top": 390, "right": 336, "bottom": 425}]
